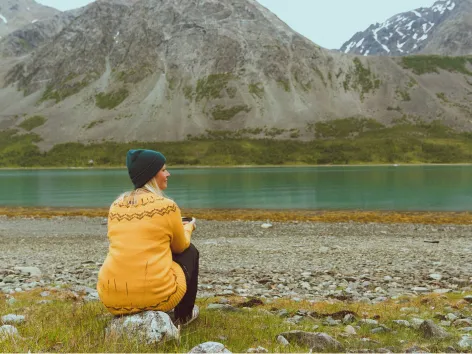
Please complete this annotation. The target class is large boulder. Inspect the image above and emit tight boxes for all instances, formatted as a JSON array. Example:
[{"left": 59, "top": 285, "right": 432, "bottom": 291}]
[
  {"left": 277, "top": 331, "right": 343, "bottom": 351},
  {"left": 107, "top": 311, "right": 179, "bottom": 344}
]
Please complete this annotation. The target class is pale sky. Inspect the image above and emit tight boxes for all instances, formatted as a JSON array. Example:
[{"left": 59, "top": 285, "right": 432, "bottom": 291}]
[{"left": 36, "top": 0, "right": 436, "bottom": 49}]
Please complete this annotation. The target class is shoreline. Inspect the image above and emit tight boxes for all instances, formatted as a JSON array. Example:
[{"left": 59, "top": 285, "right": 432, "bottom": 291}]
[
  {"left": 2, "top": 162, "right": 472, "bottom": 170},
  {"left": 1, "top": 207, "right": 472, "bottom": 224}
]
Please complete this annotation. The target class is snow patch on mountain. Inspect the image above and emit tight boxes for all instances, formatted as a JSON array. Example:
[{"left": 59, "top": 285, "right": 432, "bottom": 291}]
[
  {"left": 0, "top": 14, "right": 8, "bottom": 24},
  {"left": 340, "top": 0, "right": 459, "bottom": 56}
]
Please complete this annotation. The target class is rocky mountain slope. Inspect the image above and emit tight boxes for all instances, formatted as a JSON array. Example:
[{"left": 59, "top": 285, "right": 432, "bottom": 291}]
[
  {"left": 0, "top": 0, "right": 59, "bottom": 38},
  {"left": 340, "top": 0, "right": 472, "bottom": 56},
  {"left": 0, "top": 0, "right": 472, "bottom": 148}
]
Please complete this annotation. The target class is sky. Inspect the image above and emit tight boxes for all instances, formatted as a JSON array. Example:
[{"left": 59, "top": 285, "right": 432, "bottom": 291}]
[{"left": 36, "top": 0, "right": 436, "bottom": 49}]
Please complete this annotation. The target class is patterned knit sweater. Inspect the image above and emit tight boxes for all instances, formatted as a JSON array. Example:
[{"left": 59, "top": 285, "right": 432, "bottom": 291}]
[{"left": 97, "top": 192, "right": 194, "bottom": 315}]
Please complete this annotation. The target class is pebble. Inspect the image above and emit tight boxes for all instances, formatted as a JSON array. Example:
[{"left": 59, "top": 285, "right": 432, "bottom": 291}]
[
  {"left": 1, "top": 314, "right": 25, "bottom": 324},
  {"left": 1, "top": 219, "right": 472, "bottom": 304}
]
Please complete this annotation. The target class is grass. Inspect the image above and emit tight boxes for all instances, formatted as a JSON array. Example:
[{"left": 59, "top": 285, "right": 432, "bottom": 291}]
[
  {"left": 18, "top": 116, "right": 46, "bottom": 131},
  {"left": 95, "top": 89, "right": 129, "bottom": 109},
  {"left": 401, "top": 55, "right": 472, "bottom": 75},
  {"left": 0, "top": 288, "right": 470, "bottom": 352}
]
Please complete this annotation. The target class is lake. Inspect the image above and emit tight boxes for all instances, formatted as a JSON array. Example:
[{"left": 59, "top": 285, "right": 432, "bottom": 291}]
[{"left": 1, "top": 166, "right": 472, "bottom": 211}]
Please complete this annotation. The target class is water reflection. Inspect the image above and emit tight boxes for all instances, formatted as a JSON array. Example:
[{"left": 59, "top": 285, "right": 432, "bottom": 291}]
[{"left": 1, "top": 166, "right": 472, "bottom": 211}]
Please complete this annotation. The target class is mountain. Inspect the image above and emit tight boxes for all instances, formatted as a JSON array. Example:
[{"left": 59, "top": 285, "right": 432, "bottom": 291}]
[
  {"left": 0, "top": 0, "right": 60, "bottom": 38},
  {"left": 0, "top": 0, "right": 472, "bottom": 149},
  {"left": 340, "top": 0, "right": 472, "bottom": 56}
]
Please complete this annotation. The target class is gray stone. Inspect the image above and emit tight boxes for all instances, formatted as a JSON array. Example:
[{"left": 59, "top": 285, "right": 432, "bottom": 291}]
[
  {"left": 410, "top": 318, "right": 425, "bottom": 328},
  {"left": 278, "top": 331, "right": 343, "bottom": 352},
  {"left": 246, "top": 346, "right": 268, "bottom": 353},
  {"left": 464, "top": 296, "right": 472, "bottom": 303},
  {"left": 392, "top": 320, "right": 410, "bottom": 327},
  {"left": 276, "top": 335, "right": 289, "bottom": 346},
  {"left": 6, "top": 297, "right": 16, "bottom": 305},
  {"left": 411, "top": 287, "right": 430, "bottom": 293},
  {"left": 358, "top": 319, "right": 378, "bottom": 326},
  {"left": 458, "top": 335, "right": 472, "bottom": 349},
  {"left": 207, "top": 304, "right": 237, "bottom": 311},
  {"left": 454, "top": 319, "right": 472, "bottom": 327},
  {"left": 344, "top": 325, "right": 357, "bottom": 335},
  {"left": 40, "top": 291, "right": 50, "bottom": 297},
  {"left": 461, "top": 327, "right": 472, "bottom": 332},
  {"left": 429, "top": 274, "right": 442, "bottom": 280},
  {"left": 371, "top": 326, "right": 390, "bottom": 334},
  {"left": 0, "top": 325, "right": 19, "bottom": 340},
  {"left": 1, "top": 314, "right": 25, "bottom": 324},
  {"left": 189, "top": 342, "right": 231, "bottom": 353},
  {"left": 13, "top": 267, "right": 41, "bottom": 277},
  {"left": 108, "top": 311, "right": 179, "bottom": 344},
  {"left": 419, "top": 319, "right": 451, "bottom": 339}
]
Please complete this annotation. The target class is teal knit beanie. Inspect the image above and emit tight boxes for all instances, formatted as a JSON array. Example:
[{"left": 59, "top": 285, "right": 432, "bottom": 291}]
[{"left": 126, "top": 149, "right": 166, "bottom": 189}]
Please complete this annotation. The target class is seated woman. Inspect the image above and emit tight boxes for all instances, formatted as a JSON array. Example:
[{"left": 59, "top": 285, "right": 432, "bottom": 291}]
[{"left": 97, "top": 149, "right": 199, "bottom": 325}]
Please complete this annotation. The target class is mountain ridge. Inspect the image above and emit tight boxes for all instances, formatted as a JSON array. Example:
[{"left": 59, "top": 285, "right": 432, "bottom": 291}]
[
  {"left": 0, "top": 0, "right": 471, "bottom": 149},
  {"left": 340, "top": 0, "right": 472, "bottom": 56}
]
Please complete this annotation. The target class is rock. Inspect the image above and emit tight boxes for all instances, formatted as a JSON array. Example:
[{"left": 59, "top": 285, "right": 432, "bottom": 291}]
[
  {"left": 392, "top": 320, "right": 410, "bottom": 327},
  {"left": 108, "top": 311, "right": 179, "bottom": 344},
  {"left": 433, "top": 288, "right": 452, "bottom": 294},
  {"left": 429, "top": 274, "right": 442, "bottom": 280},
  {"left": 40, "top": 291, "right": 50, "bottom": 297},
  {"left": 447, "top": 313, "right": 458, "bottom": 321},
  {"left": 0, "top": 325, "right": 19, "bottom": 340},
  {"left": 411, "top": 287, "right": 430, "bottom": 293},
  {"left": 83, "top": 291, "right": 99, "bottom": 302},
  {"left": 278, "top": 331, "right": 343, "bottom": 352},
  {"left": 410, "top": 318, "right": 425, "bottom": 328},
  {"left": 400, "top": 307, "right": 419, "bottom": 313},
  {"left": 371, "top": 326, "right": 390, "bottom": 334},
  {"left": 189, "top": 342, "right": 231, "bottom": 353},
  {"left": 343, "top": 314, "right": 356, "bottom": 324},
  {"left": 358, "top": 319, "right": 378, "bottom": 326},
  {"left": 261, "top": 223, "right": 272, "bottom": 229},
  {"left": 277, "top": 309, "right": 289, "bottom": 317},
  {"left": 458, "top": 335, "right": 472, "bottom": 349},
  {"left": 419, "top": 319, "right": 450, "bottom": 339},
  {"left": 13, "top": 267, "right": 41, "bottom": 277},
  {"left": 276, "top": 335, "right": 289, "bottom": 346},
  {"left": 464, "top": 295, "right": 472, "bottom": 303},
  {"left": 1, "top": 314, "right": 25, "bottom": 324},
  {"left": 405, "top": 346, "right": 428, "bottom": 353},
  {"left": 319, "top": 247, "right": 330, "bottom": 254},
  {"left": 6, "top": 297, "right": 16, "bottom": 305},
  {"left": 207, "top": 304, "right": 237, "bottom": 311},
  {"left": 246, "top": 346, "right": 268, "bottom": 353},
  {"left": 344, "top": 325, "right": 357, "bottom": 335}
]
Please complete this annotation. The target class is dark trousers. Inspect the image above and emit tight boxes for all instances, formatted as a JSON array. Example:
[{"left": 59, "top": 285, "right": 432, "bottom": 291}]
[{"left": 172, "top": 243, "right": 199, "bottom": 322}]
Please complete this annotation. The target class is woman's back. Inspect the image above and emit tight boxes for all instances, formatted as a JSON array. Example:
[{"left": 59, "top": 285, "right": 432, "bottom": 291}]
[{"left": 97, "top": 192, "right": 187, "bottom": 315}]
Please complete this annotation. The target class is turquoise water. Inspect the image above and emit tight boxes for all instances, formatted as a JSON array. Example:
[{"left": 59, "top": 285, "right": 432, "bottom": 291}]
[{"left": 1, "top": 166, "right": 472, "bottom": 211}]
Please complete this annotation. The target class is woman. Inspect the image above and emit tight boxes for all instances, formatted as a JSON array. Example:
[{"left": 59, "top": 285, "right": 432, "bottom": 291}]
[{"left": 97, "top": 149, "right": 199, "bottom": 325}]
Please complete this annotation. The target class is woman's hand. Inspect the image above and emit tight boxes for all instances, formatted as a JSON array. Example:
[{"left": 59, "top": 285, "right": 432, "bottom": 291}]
[{"left": 183, "top": 217, "right": 196, "bottom": 231}]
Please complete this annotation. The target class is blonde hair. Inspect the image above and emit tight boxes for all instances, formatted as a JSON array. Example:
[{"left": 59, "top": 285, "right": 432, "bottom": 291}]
[{"left": 116, "top": 176, "right": 167, "bottom": 204}]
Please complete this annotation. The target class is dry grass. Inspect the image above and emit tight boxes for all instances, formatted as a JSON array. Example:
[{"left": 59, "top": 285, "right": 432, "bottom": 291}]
[
  {"left": 0, "top": 289, "right": 470, "bottom": 352},
  {"left": 2, "top": 207, "right": 472, "bottom": 225}
]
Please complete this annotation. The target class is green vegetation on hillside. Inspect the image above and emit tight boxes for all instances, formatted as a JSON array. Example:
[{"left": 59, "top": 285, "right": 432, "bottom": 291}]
[
  {"left": 2, "top": 119, "right": 472, "bottom": 167},
  {"left": 18, "top": 116, "right": 47, "bottom": 131},
  {"left": 401, "top": 55, "right": 472, "bottom": 75},
  {"left": 195, "top": 73, "right": 233, "bottom": 102},
  {"left": 343, "top": 58, "right": 381, "bottom": 101},
  {"left": 95, "top": 89, "right": 129, "bottom": 109},
  {"left": 211, "top": 105, "right": 251, "bottom": 120},
  {"left": 248, "top": 83, "right": 265, "bottom": 98}
]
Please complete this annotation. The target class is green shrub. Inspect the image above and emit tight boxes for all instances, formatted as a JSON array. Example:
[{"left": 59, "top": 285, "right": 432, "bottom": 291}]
[
  {"left": 196, "top": 73, "right": 233, "bottom": 102},
  {"left": 248, "top": 83, "right": 265, "bottom": 98},
  {"left": 211, "top": 105, "right": 251, "bottom": 120},
  {"left": 19, "top": 116, "right": 46, "bottom": 131},
  {"left": 95, "top": 88, "right": 129, "bottom": 109},
  {"left": 401, "top": 55, "right": 472, "bottom": 75}
]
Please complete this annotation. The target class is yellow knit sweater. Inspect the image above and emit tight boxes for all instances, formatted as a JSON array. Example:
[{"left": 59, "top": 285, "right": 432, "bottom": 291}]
[{"left": 97, "top": 192, "right": 193, "bottom": 315}]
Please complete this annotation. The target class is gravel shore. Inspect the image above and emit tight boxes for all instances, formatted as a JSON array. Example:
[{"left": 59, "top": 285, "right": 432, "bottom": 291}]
[{"left": 1, "top": 216, "right": 471, "bottom": 302}]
